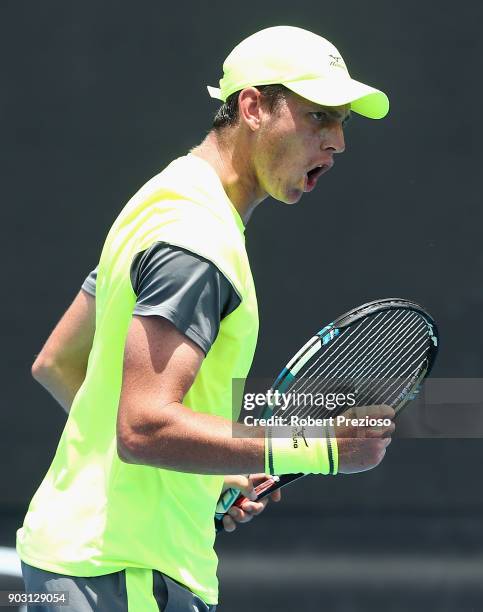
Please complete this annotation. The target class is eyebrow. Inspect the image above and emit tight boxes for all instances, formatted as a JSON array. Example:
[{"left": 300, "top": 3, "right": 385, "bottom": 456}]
[
  {"left": 310, "top": 105, "right": 352, "bottom": 124},
  {"left": 325, "top": 108, "right": 352, "bottom": 123}
]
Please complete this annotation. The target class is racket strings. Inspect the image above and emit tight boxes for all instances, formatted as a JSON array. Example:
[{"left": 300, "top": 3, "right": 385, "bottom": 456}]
[
  {"left": 304, "top": 312, "right": 394, "bottom": 383},
  {"left": 355, "top": 315, "right": 428, "bottom": 387},
  {"left": 355, "top": 327, "right": 428, "bottom": 397},
  {"left": 328, "top": 312, "right": 419, "bottom": 381},
  {"left": 331, "top": 337, "right": 429, "bottom": 418},
  {"left": 312, "top": 311, "right": 419, "bottom": 393},
  {"left": 381, "top": 359, "right": 428, "bottom": 407},
  {"left": 318, "top": 320, "right": 429, "bottom": 417},
  {"left": 373, "top": 345, "right": 430, "bottom": 407},
  {"left": 288, "top": 310, "right": 397, "bottom": 398},
  {"left": 291, "top": 311, "right": 390, "bottom": 383},
  {"left": 275, "top": 309, "right": 432, "bottom": 422},
  {"left": 286, "top": 310, "right": 414, "bottom": 412},
  {"left": 345, "top": 316, "right": 428, "bottom": 403},
  {"left": 279, "top": 312, "right": 403, "bottom": 419}
]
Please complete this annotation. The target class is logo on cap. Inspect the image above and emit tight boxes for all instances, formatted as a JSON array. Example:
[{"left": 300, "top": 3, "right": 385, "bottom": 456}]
[{"left": 329, "top": 54, "right": 344, "bottom": 70}]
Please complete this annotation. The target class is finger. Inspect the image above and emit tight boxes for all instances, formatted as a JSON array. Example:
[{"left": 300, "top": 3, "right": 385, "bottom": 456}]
[
  {"left": 239, "top": 500, "right": 267, "bottom": 515},
  {"left": 365, "top": 421, "right": 395, "bottom": 438},
  {"left": 270, "top": 489, "right": 282, "bottom": 502},
  {"left": 239, "top": 476, "right": 257, "bottom": 501},
  {"left": 360, "top": 436, "right": 392, "bottom": 449},
  {"left": 382, "top": 422, "right": 396, "bottom": 437},
  {"left": 228, "top": 506, "right": 255, "bottom": 524},
  {"left": 222, "top": 515, "right": 237, "bottom": 532},
  {"left": 249, "top": 473, "right": 271, "bottom": 487},
  {"left": 374, "top": 404, "right": 395, "bottom": 419},
  {"left": 226, "top": 475, "right": 257, "bottom": 501}
]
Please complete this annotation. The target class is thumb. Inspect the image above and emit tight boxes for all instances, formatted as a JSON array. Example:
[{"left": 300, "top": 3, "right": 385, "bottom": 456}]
[{"left": 226, "top": 474, "right": 257, "bottom": 501}]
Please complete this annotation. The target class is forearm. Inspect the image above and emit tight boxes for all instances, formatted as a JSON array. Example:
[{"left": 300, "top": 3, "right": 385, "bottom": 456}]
[
  {"left": 30, "top": 290, "right": 95, "bottom": 414},
  {"left": 117, "top": 401, "right": 395, "bottom": 476},
  {"left": 118, "top": 401, "right": 265, "bottom": 474},
  {"left": 32, "top": 359, "right": 85, "bottom": 414}
]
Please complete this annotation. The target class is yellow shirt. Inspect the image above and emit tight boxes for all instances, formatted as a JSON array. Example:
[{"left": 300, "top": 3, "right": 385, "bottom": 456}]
[{"left": 16, "top": 154, "right": 259, "bottom": 605}]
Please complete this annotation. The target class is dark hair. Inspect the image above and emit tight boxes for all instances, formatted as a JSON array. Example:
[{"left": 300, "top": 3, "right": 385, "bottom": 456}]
[{"left": 212, "top": 84, "right": 289, "bottom": 130}]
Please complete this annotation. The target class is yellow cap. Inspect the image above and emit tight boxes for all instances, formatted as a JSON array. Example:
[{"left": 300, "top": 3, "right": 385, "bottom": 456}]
[{"left": 207, "top": 26, "right": 389, "bottom": 119}]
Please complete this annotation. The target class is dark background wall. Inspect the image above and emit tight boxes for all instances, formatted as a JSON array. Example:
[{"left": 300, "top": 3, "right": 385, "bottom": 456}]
[{"left": 2, "top": 1, "right": 483, "bottom": 610}]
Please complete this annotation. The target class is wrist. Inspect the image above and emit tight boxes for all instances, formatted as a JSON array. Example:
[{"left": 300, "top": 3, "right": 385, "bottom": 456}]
[{"left": 265, "top": 425, "right": 337, "bottom": 476}]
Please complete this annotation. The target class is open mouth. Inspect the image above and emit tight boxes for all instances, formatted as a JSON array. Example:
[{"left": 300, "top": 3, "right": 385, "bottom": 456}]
[{"left": 304, "top": 163, "right": 331, "bottom": 192}]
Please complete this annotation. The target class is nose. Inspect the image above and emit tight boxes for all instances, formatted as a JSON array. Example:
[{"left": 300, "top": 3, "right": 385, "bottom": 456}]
[{"left": 322, "top": 122, "right": 345, "bottom": 154}]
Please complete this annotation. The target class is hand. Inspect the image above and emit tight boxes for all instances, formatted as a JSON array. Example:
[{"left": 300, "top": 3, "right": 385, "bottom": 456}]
[
  {"left": 220, "top": 473, "right": 282, "bottom": 533},
  {"left": 335, "top": 405, "right": 396, "bottom": 474}
]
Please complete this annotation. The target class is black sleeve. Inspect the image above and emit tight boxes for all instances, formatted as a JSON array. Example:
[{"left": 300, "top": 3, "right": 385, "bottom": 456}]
[
  {"left": 81, "top": 267, "right": 97, "bottom": 296},
  {"left": 80, "top": 242, "right": 241, "bottom": 354}
]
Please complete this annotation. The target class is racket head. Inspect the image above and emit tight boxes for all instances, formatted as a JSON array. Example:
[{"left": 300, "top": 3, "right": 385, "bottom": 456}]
[
  {"left": 217, "top": 299, "right": 439, "bottom": 531},
  {"left": 269, "top": 297, "right": 438, "bottom": 421}
]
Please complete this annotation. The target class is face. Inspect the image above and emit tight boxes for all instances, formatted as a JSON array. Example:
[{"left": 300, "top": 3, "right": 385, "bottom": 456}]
[{"left": 253, "top": 92, "right": 350, "bottom": 204}]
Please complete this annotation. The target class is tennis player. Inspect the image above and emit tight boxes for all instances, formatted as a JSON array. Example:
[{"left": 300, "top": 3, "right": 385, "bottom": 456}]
[{"left": 17, "top": 26, "right": 393, "bottom": 611}]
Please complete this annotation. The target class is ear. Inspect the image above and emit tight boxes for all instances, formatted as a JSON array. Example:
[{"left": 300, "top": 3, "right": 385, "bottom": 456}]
[{"left": 237, "top": 87, "right": 264, "bottom": 132}]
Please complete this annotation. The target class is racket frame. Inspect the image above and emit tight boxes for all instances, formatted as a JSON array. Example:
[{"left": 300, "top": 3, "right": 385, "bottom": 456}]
[{"left": 215, "top": 298, "right": 438, "bottom": 531}]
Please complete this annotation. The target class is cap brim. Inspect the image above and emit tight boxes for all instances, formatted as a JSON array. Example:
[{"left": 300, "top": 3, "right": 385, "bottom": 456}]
[
  {"left": 207, "top": 85, "right": 223, "bottom": 100},
  {"left": 284, "top": 77, "right": 389, "bottom": 119}
]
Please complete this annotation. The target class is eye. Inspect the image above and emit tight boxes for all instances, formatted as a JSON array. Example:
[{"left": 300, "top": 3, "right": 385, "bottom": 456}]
[
  {"left": 342, "top": 114, "right": 352, "bottom": 128},
  {"left": 310, "top": 111, "right": 330, "bottom": 123}
]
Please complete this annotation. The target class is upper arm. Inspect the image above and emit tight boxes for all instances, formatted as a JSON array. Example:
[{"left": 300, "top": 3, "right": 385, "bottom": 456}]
[
  {"left": 32, "top": 289, "right": 96, "bottom": 375},
  {"left": 117, "top": 315, "right": 205, "bottom": 461},
  {"left": 131, "top": 242, "right": 241, "bottom": 354}
]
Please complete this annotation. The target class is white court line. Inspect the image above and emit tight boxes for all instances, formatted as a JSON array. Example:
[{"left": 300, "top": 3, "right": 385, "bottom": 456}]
[{"left": 0, "top": 546, "right": 22, "bottom": 577}]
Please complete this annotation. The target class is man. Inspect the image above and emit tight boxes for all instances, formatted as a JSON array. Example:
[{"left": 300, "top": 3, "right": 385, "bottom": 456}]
[{"left": 17, "top": 25, "right": 394, "bottom": 611}]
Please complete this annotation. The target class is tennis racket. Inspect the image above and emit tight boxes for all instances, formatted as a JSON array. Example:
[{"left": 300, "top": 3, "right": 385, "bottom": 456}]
[{"left": 215, "top": 298, "right": 439, "bottom": 532}]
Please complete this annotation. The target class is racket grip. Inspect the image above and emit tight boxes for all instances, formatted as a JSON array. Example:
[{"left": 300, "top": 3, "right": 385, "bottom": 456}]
[
  {"left": 215, "top": 487, "right": 241, "bottom": 521},
  {"left": 232, "top": 476, "right": 281, "bottom": 507},
  {"left": 214, "top": 476, "right": 281, "bottom": 533}
]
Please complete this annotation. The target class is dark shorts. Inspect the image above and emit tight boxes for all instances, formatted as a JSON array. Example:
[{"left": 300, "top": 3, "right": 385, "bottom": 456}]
[{"left": 20, "top": 561, "right": 216, "bottom": 612}]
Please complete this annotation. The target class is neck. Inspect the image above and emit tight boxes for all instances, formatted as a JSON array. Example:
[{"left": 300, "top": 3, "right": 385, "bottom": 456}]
[{"left": 190, "top": 128, "right": 268, "bottom": 225}]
